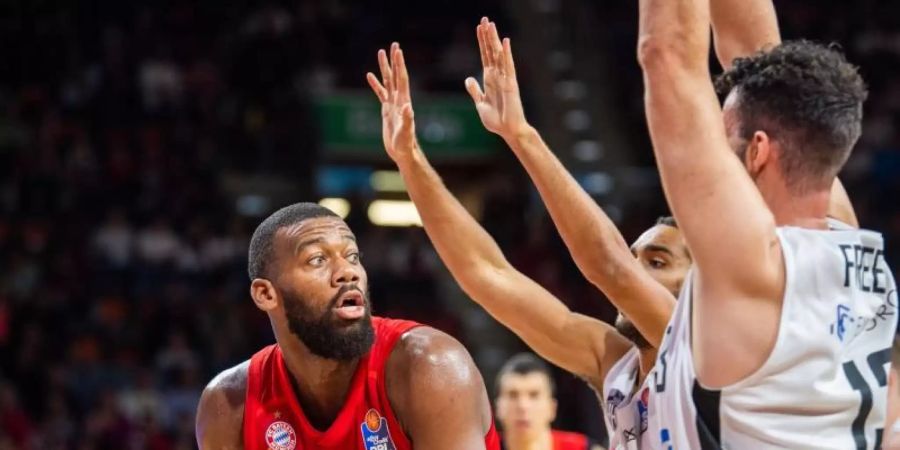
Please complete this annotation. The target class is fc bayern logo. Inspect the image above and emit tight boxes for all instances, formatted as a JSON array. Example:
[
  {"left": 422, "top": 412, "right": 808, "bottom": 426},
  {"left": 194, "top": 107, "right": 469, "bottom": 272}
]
[{"left": 265, "top": 421, "right": 297, "bottom": 450}]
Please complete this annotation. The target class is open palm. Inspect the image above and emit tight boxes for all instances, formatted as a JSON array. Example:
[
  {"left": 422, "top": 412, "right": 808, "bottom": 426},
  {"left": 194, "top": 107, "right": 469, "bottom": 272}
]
[
  {"left": 466, "top": 18, "right": 528, "bottom": 140},
  {"left": 367, "top": 43, "right": 417, "bottom": 163}
]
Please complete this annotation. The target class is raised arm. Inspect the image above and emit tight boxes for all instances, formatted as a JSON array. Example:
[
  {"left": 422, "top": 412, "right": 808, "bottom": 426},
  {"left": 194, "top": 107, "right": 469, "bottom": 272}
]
[
  {"left": 638, "top": 0, "right": 785, "bottom": 385},
  {"left": 710, "top": 0, "right": 780, "bottom": 70},
  {"left": 366, "top": 43, "right": 631, "bottom": 388},
  {"left": 463, "top": 19, "right": 674, "bottom": 347}
]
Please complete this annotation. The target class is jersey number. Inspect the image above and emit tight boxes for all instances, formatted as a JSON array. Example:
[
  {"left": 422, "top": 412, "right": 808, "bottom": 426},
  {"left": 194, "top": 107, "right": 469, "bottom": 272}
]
[{"left": 843, "top": 347, "right": 890, "bottom": 450}]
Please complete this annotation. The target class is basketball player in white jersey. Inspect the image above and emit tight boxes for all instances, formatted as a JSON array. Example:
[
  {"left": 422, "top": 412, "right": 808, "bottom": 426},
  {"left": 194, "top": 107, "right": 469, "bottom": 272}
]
[
  {"left": 637, "top": 0, "right": 897, "bottom": 447},
  {"left": 367, "top": 6, "right": 863, "bottom": 447},
  {"left": 457, "top": 6, "right": 854, "bottom": 450},
  {"left": 366, "top": 35, "right": 686, "bottom": 450}
]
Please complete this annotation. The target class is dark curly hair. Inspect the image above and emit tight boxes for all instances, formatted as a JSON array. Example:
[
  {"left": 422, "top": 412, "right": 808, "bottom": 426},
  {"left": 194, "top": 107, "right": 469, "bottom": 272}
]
[{"left": 715, "top": 40, "right": 867, "bottom": 192}]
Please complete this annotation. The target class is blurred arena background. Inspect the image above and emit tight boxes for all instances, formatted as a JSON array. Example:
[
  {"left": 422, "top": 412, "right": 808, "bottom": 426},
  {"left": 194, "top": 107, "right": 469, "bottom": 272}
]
[{"left": 0, "top": 0, "right": 898, "bottom": 448}]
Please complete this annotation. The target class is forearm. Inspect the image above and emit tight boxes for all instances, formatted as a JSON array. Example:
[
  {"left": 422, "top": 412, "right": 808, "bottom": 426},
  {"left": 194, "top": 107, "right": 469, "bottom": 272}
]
[
  {"left": 396, "top": 148, "right": 509, "bottom": 276},
  {"left": 640, "top": 0, "right": 780, "bottom": 293},
  {"left": 638, "top": 0, "right": 711, "bottom": 74},
  {"left": 505, "top": 127, "right": 633, "bottom": 292},
  {"left": 396, "top": 147, "right": 612, "bottom": 375},
  {"left": 711, "top": 0, "right": 780, "bottom": 69},
  {"left": 506, "top": 127, "right": 675, "bottom": 347}
]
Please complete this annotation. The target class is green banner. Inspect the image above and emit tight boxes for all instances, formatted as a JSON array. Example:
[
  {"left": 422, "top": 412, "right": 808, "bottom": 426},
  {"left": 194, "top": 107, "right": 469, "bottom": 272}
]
[{"left": 315, "top": 92, "right": 500, "bottom": 160}]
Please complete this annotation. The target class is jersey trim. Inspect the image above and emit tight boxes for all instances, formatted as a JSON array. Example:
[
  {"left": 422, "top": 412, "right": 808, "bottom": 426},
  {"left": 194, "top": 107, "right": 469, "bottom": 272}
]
[
  {"left": 692, "top": 380, "right": 722, "bottom": 450},
  {"left": 693, "top": 230, "right": 797, "bottom": 392}
]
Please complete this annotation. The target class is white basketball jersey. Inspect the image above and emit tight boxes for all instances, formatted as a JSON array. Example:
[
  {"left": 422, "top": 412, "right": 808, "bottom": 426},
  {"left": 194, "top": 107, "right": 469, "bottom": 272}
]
[
  {"left": 652, "top": 221, "right": 897, "bottom": 450},
  {"left": 603, "top": 347, "right": 657, "bottom": 450}
]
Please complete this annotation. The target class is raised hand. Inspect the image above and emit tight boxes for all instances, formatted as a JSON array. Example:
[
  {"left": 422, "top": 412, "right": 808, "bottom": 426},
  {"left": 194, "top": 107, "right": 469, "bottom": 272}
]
[
  {"left": 367, "top": 43, "right": 418, "bottom": 163},
  {"left": 465, "top": 18, "right": 530, "bottom": 140}
]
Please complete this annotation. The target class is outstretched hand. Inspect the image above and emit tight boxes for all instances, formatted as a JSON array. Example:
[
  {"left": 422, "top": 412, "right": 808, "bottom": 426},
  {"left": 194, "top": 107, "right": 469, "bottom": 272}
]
[
  {"left": 367, "top": 43, "right": 418, "bottom": 163},
  {"left": 465, "top": 18, "right": 530, "bottom": 141}
]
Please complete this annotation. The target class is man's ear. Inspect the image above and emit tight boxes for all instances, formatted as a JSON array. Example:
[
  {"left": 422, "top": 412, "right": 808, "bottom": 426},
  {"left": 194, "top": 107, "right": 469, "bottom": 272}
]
[
  {"left": 745, "top": 130, "right": 773, "bottom": 180},
  {"left": 250, "top": 278, "right": 279, "bottom": 312}
]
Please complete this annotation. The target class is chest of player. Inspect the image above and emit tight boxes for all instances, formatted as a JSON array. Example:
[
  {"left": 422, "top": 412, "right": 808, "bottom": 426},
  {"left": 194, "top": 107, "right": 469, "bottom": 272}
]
[
  {"left": 244, "top": 403, "right": 406, "bottom": 450},
  {"left": 243, "top": 344, "right": 412, "bottom": 450}
]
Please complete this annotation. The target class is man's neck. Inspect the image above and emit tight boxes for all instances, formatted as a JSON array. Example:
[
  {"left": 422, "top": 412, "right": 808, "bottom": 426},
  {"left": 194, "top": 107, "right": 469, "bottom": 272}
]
[
  {"left": 766, "top": 185, "right": 832, "bottom": 229},
  {"left": 503, "top": 429, "right": 553, "bottom": 450},
  {"left": 277, "top": 334, "right": 360, "bottom": 430},
  {"left": 636, "top": 347, "right": 658, "bottom": 387}
]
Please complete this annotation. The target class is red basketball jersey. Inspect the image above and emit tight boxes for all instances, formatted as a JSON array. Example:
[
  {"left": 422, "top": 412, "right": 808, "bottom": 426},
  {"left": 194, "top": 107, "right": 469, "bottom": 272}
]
[
  {"left": 243, "top": 316, "right": 501, "bottom": 450},
  {"left": 551, "top": 429, "right": 591, "bottom": 450}
]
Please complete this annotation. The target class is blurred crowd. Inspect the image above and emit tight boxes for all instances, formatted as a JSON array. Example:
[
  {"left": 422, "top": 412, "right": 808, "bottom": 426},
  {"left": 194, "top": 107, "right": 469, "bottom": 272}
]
[{"left": 0, "top": 1, "right": 897, "bottom": 449}]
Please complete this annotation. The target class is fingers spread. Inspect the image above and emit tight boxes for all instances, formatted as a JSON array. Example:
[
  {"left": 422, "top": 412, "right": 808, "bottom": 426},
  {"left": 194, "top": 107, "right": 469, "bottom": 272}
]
[
  {"left": 489, "top": 22, "right": 503, "bottom": 66},
  {"left": 392, "top": 45, "right": 410, "bottom": 99},
  {"left": 377, "top": 48, "right": 394, "bottom": 95},
  {"left": 502, "top": 38, "right": 517, "bottom": 78},
  {"left": 477, "top": 18, "right": 490, "bottom": 69},
  {"left": 399, "top": 103, "right": 415, "bottom": 137},
  {"left": 465, "top": 77, "right": 485, "bottom": 103},
  {"left": 367, "top": 72, "right": 388, "bottom": 103}
]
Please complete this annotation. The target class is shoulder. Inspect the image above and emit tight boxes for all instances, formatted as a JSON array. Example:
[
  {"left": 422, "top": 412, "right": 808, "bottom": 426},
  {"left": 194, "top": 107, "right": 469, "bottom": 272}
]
[
  {"left": 384, "top": 326, "right": 494, "bottom": 444},
  {"left": 196, "top": 360, "right": 249, "bottom": 449},
  {"left": 385, "top": 326, "right": 491, "bottom": 429},
  {"left": 202, "top": 360, "right": 250, "bottom": 403},
  {"left": 387, "top": 326, "right": 481, "bottom": 386}
]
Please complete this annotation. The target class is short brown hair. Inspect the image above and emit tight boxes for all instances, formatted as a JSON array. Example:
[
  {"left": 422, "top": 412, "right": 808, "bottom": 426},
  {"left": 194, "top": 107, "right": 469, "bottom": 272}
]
[{"left": 715, "top": 40, "right": 867, "bottom": 193}]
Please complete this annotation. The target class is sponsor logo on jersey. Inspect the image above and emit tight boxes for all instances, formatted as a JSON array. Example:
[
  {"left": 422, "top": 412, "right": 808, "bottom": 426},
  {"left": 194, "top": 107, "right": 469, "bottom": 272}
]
[
  {"left": 605, "top": 389, "right": 626, "bottom": 430},
  {"left": 831, "top": 304, "right": 854, "bottom": 341},
  {"left": 265, "top": 421, "right": 297, "bottom": 450},
  {"left": 360, "top": 408, "right": 397, "bottom": 450},
  {"left": 638, "top": 387, "right": 650, "bottom": 434},
  {"left": 831, "top": 292, "right": 897, "bottom": 342}
]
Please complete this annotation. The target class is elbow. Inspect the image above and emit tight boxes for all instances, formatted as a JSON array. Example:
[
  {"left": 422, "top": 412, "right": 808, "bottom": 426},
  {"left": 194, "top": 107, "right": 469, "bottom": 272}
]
[
  {"left": 637, "top": 34, "right": 703, "bottom": 76},
  {"left": 580, "top": 257, "right": 629, "bottom": 296},
  {"left": 637, "top": 35, "right": 677, "bottom": 70},
  {"left": 580, "top": 257, "right": 644, "bottom": 302}
]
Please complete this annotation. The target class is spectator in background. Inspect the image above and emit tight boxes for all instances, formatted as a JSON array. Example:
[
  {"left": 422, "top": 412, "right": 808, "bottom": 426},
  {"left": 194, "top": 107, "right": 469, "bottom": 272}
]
[{"left": 495, "top": 354, "right": 603, "bottom": 450}]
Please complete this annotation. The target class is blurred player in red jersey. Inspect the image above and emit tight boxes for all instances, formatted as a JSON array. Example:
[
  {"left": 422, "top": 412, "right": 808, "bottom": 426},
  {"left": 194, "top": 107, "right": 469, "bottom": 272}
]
[
  {"left": 194, "top": 203, "right": 500, "bottom": 449},
  {"left": 495, "top": 354, "right": 604, "bottom": 450}
]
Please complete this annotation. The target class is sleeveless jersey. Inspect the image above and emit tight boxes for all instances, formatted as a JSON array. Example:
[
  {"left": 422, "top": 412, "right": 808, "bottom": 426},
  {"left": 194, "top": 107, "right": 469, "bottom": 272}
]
[
  {"left": 651, "top": 221, "right": 898, "bottom": 450},
  {"left": 602, "top": 347, "right": 656, "bottom": 450},
  {"left": 243, "top": 316, "right": 501, "bottom": 450}
]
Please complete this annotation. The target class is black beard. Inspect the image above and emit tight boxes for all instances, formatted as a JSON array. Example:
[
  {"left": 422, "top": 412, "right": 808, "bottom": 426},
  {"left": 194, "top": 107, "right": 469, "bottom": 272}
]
[
  {"left": 614, "top": 316, "right": 652, "bottom": 350},
  {"left": 282, "top": 284, "right": 375, "bottom": 360}
]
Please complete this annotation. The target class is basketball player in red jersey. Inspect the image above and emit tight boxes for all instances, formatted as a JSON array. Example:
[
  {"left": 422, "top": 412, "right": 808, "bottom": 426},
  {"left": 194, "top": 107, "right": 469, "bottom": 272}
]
[
  {"left": 495, "top": 354, "right": 604, "bottom": 450},
  {"left": 194, "top": 203, "right": 501, "bottom": 449}
]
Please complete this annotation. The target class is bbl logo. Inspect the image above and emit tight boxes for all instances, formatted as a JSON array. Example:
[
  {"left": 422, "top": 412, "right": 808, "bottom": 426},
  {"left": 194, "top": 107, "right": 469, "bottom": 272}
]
[
  {"left": 265, "top": 421, "right": 297, "bottom": 450},
  {"left": 360, "top": 409, "right": 397, "bottom": 450}
]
